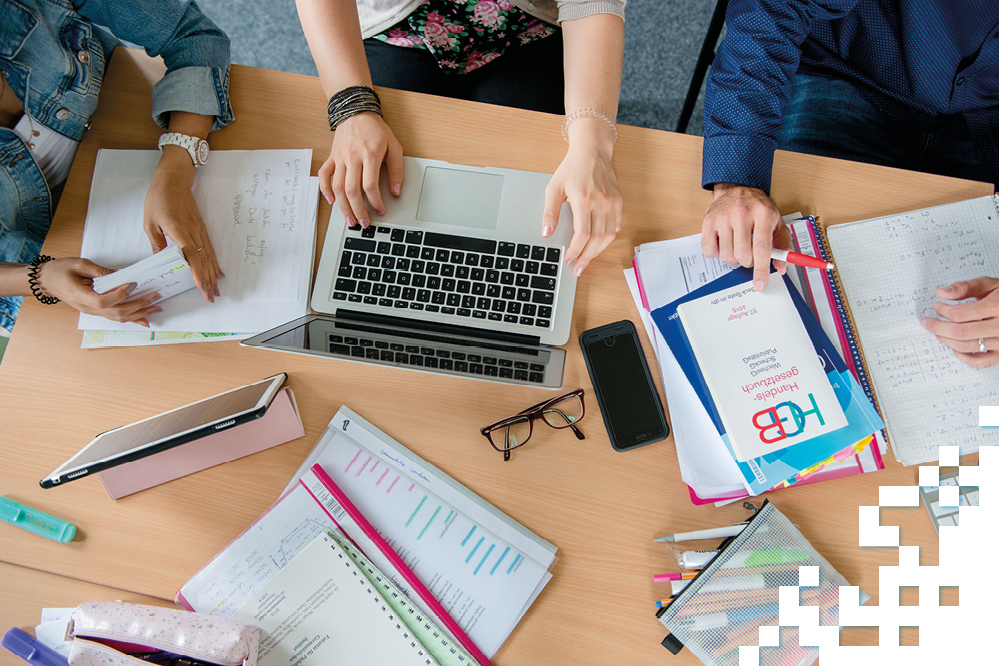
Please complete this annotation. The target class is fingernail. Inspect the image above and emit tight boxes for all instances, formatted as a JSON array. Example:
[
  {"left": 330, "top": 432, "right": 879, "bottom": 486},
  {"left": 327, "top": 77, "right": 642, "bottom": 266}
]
[
  {"left": 576, "top": 265, "right": 585, "bottom": 277},
  {"left": 152, "top": 306, "right": 163, "bottom": 314},
  {"left": 218, "top": 269, "right": 226, "bottom": 278},
  {"left": 345, "top": 216, "right": 356, "bottom": 227},
  {"left": 565, "top": 258, "right": 574, "bottom": 266},
  {"left": 360, "top": 219, "right": 369, "bottom": 228},
  {"left": 213, "top": 284, "right": 221, "bottom": 297},
  {"left": 919, "top": 318, "right": 927, "bottom": 329},
  {"left": 324, "top": 194, "right": 333, "bottom": 205},
  {"left": 542, "top": 225, "right": 553, "bottom": 237},
  {"left": 392, "top": 183, "right": 401, "bottom": 195},
  {"left": 139, "top": 320, "right": 150, "bottom": 328},
  {"left": 376, "top": 208, "right": 384, "bottom": 216},
  {"left": 126, "top": 282, "right": 138, "bottom": 295},
  {"left": 755, "top": 281, "right": 766, "bottom": 292},
  {"left": 150, "top": 293, "right": 162, "bottom": 304}
]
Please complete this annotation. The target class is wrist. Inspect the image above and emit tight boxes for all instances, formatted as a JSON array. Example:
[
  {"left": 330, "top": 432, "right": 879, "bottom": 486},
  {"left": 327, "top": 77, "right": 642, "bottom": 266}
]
[
  {"left": 565, "top": 116, "right": 616, "bottom": 159},
  {"left": 154, "top": 147, "right": 197, "bottom": 186}
]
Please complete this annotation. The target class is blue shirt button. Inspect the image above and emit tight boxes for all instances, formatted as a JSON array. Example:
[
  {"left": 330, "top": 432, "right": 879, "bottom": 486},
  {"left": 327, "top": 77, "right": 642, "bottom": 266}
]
[{"left": 956, "top": 77, "right": 966, "bottom": 86}]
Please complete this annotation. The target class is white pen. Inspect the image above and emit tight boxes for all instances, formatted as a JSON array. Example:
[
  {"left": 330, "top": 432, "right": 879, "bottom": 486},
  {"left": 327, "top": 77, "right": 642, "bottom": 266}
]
[{"left": 654, "top": 524, "right": 748, "bottom": 543}]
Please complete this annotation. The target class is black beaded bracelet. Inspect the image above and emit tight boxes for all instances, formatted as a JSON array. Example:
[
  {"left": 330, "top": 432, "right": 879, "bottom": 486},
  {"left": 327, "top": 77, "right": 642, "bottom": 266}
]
[
  {"left": 327, "top": 85, "right": 382, "bottom": 131},
  {"left": 28, "top": 255, "right": 60, "bottom": 305}
]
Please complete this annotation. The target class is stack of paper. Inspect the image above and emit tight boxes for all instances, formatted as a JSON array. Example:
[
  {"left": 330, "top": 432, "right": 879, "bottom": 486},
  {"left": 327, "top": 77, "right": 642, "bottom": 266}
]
[
  {"left": 78, "top": 149, "right": 319, "bottom": 347},
  {"left": 626, "top": 226, "right": 885, "bottom": 503},
  {"left": 91, "top": 244, "right": 195, "bottom": 301}
]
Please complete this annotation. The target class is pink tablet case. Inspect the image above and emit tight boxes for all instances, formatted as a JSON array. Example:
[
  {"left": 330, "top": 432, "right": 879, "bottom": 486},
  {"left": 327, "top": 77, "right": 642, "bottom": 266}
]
[{"left": 97, "top": 387, "right": 304, "bottom": 499}]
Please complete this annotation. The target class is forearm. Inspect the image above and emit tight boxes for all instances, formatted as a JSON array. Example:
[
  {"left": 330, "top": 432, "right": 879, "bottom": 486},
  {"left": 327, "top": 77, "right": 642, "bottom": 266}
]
[
  {"left": 0, "top": 263, "right": 31, "bottom": 297},
  {"left": 156, "top": 111, "right": 214, "bottom": 186},
  {"left": 295, "top": 0, "right": 374, "bottom": 96},
  {"left": 561, "top": 14, "right": 624, "bottom": 153}
]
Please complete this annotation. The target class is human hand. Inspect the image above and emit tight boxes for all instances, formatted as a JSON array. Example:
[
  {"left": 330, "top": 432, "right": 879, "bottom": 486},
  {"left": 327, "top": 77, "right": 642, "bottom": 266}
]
[
  {"left": 701, "top": 184, "right": 791, "bottom": 291},
  {"left": 542, "top": 136, "right": 623, "bottom": 277},
  {"left": 35, "top": 258, "right": 162, "bottom": 326},
  {"left": 920, "top": 277, "right": 999, "bottom": 367},
  {"left": 319, "top": 112, "right": 403, "bottom": 228},
  {"left": 144, "top": 154, "right": 221, "bottom": 302}
]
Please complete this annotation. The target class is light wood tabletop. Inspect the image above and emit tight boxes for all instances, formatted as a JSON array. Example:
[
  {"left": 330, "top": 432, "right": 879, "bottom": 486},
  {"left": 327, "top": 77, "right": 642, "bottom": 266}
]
[{"left": 0, "top": 48, "right": 990, "bottom": 665}]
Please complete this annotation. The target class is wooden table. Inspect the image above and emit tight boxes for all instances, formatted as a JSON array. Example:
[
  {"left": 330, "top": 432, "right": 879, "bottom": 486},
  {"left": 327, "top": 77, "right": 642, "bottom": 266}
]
[{"left": 0, "top": 48, "right": 990, "bottom": 665}]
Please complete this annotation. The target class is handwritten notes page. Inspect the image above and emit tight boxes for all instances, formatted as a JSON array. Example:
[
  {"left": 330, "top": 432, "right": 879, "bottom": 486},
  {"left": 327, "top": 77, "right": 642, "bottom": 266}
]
[
  {"left": 828, "top": 195, "right": 999, "bottom": 465},
  {"left": 78, "top": 149, "right": 315, "bottom": 333}
]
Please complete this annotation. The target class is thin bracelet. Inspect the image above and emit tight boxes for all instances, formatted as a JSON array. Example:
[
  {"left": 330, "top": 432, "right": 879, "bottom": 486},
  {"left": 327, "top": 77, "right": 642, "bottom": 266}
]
[
  {"left": 28, "top": 255, "right": 60, "bottom": 305},
  {"left": 327, "top": 85, "right": 382, "bottom": 131},
  {"left": 562, "top": 108, "right": 620, "bottom": 143}
]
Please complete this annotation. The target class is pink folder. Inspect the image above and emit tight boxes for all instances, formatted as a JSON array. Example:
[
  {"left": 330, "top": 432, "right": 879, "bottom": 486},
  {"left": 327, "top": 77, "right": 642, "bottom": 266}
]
[{"left": 97, "top": 387, "right": 304, "bottom": 499}]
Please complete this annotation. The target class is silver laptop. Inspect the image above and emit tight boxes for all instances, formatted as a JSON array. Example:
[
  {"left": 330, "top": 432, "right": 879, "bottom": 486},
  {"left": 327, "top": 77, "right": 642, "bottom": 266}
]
[{"left": 243, "top": 157, "right": 577, "bottom": 389}]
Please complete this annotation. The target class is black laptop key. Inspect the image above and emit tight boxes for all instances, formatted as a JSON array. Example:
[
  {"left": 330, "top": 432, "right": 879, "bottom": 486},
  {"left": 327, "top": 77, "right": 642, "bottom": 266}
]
[
  {"left": 352, "top": 266, "right": 366, "bottom": 279},
  {"left": 368, "top": 268, "right": 382, "bottom": 282},
  {"left": 426, "top": 305, "right": 440, "bottom": 312},
  {"left": 441, "top": 264, "right": 455, "bottom": 277},
  {"left": 545, "top": 247, "right": 561, "bottom": 263},
  {"left": 500, "top": 273, "right": 515, "bottom": 286},
  {"left": 376, "top": 340, "right": 389, "bottom": 349},
  {"left": 440, "top": 358, "right": 454, "bottom": 370},
  {"left": 410, "top": 354, "right": 424, "bottom": 366},
  {"left": 397, "top": 273, "right": 411, "bottom": 286},
  {"left": 388, "top": 285, "right": 401, "bottom": 298},
  {"left": 338, "top": 263, "right": 352, "bottom": 277},
  {"left": 496, "top": 257, "right": 510, "bottom": 270},
  {"left": 442, "top": 306, "right": 456, "bottom": 314},
  {"left": 472, "top": 310, "right": 487, "bottom": 319},
  {"left": 456, "top": 265, "right": 470, "bottom": 279},
  {"left": 402, "top": 287, "right": 416, "bottom": 300},
  {"left": 514, "top": 361, "right": 529, "bottom": 370},
  {"left": 485, "top": 270, "right": 499, "bottom": 283},
  {"left": 507, "top": 302, "right": 521, "bottom": 314},
  {"left": 447, "top": 293, "right": 461, "bottom": 307},
  {"left": 381, "top": 256, "right": 395, "bottom": 269},
  {"left": 351, "top": 345, "right": 365, "bottom": 357},
  {"left": 424, "top": 356, "right": 439, "bottom": 368},
  {"left": 364, "top": 254, "right": 379, "bottom": 267},
  {"left": 405, "top": 345, "right": 419, "bottom": 353},
  {"left": 360, "top": 339, "right": 373, "bottom": 346},
  {"left": 366, "top": 348, "right": 379, "bottom": 359},
  {"left": 378, "top": 298, "right": 392, "bottom": 307},
  {"left": 424, "top": 232, "right": 497, "bottom": 254},
  {"left": 426, "top": 276, "right": 440, "bottom": 290},
  {"left": 436, "top": 249, "right": 450, "bottom": 262},
  {"left": 348, "top": 294, "right": 362, "bottom": 302},
  {"left": 528, "top": 372, "right": 544, "bottom": 383},
  {"left": 426, "top": 262, "right": 441, "bottom": 275},
  {"left": 392, "top": 243, "right": 406, "bottom": 257},
  {"left": 516, "top": 274, "right": 530, "bottom": 287},
  {"left": 488, "top": 312, "right": 502, "bottom": 321},
  {"left": 531, "top": 276, "right": 557, "bottom": 291},
  {"left": 361, "top": 226, "right": 376, "bottom": 238},
  {"left": 457, "top": 280, "right": 471, "bottom": 294},
  {"left": 487, "top": 285, "right": 501, "bottom": 298},
  {"left": 432, "top": 292, "right": 445, "bottom": 304},
  {"left": 422, "top": 247, "right": 435, "bottom": 260},
  {"left": 517, "top": 288, "right": 531, "bottom": 302},
  {"left": 514, "top": 370, "right": 529, "bottom": 381},
  {"left": 391, "top": 228, "right": 405, "bottom": 242},
  {"left": 456, "top": 308, "right": 471, "bottom": 317},
  {"left": 405, "top": 230, "right": 423, "bottom": 244},
  {"left": 476, "top": 297, "right": 490, "bottom": 309},
  {"left": 345, "top": 237, "right": 376, "bottom": 252},
  {"left": 465, "top": 254, "right": 479, "bottom": 267},
  {"left": 523, "top": 304, "right": 536, "bottom": 316},
  {"left": 471, "top": 282, "right": 485, "bottom": 295},
  {"left": 330, "top": 343, "right": 350, "bottom": 355},
  {"left": 461, "top": 295, "right": 475, "bottom": 308},
  {"left": 538, "top": 305, "right": 553, "bottom": 318},
  {"left": 416, "top": 289, "right": 431, "bottom": 302},
  {"left": 531, "top": 246, "right": 546, "bottom": 261},
  {"left": 363, "top": 296, "right": 377, "bottom": 304},
  {"left": 454, "top": 361, "right": 469, "bottom": 372},
  {"left": 395, "top": 258, "right": 410, "bottom": 271},
  {"left": 480, "top": 255, "right": 494, "bottom": 268},
  {"left": 501, "top": 286, "right": 516, "bottom": 300},
  {"left": 381, "top": 350, "right": 394, "bottom": 361},
  {"left": 442, "top": 278, "right": 456, "bottom": 292},
  {"left": 352, "top": 252, "right": 368, "bottom": 265},
  {"left": 503, "top": 314, "right": 518, "bottom": 323},
  {"left": 421, "top": 347, "right": 434, "bottom": 355},
  {"left": 450, "top": 251, "right": 464, "bottom": 264},
  {"left": 436, "top": 350, "right": 451, "bottom": 358},
  {"left": 525, "top": 261, "right": 539, "bottom": 275},
  {"left": 498, "top": 358, "right": 513, "bottom": 367},
  {"left": 516, "top": 244, "right": 531, "bottom": 259},
  {"left": 329, "top": 335, "right": 344, "bottom": 343},
  {"left": 393, "top": 300, "right": 407, "bottom": 308},
  {"left": 471, "top": 268, "right": 484, "bottom": 281},
  {"left": 395, "top": 352, "right": 408, "bottom": 363},
  {"left": 406, "top": 245, "right": 420, "bottom": 258},
  {"left": 335, "top": 278, "right": 357, "bottom": 292},
  {"left": 532, "top": 290, "right": 555, "bottom": 305},
  {"left": 511, "top": 259, "right": 525, "bottom": 272},
  {"left": 536, "top": 318, "right": 551, "bottom": 328},
  {"left": 497, "top": 242, "right": 516, "bottom": 256},
  {"left": 491, "top": 299, "right": 505, "bottom": 311},
  {"left": 469, "top": 363, "right": 484, "bottom": 374},
  {"left": 484, "top": 365, "right": 498, "bottom": 376},
  {"left": 540, "top": 262, "right": 558, "bottom": 276},
  {"left": 499, "top": 367, "right": 513, "bottom": 379},
  {"left": 451, "top": 352, "right": 466, "bottom": 360},
  {"left": 520, "top": 316, "right": 534, "bottom": 326},
  {"left": 377, "top": 226, "right": 391, "bottom": 234},
  {"left": 377, "top": 241, "right": 391, "bottom": 254},
  {"left": 410, "top": 302, "right": 424, "bottom": 310},
  {"left": 383, "top": 271, "right": 397, "bottom": 284},
  {"left": 411, "top": 260, "right": 425, "bottom": 273}
]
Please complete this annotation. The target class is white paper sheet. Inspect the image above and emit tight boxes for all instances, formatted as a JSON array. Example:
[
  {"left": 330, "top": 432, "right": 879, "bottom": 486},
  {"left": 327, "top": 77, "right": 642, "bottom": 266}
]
[{"left": 78, "top": 150, "right": 314, "bottom": 333}]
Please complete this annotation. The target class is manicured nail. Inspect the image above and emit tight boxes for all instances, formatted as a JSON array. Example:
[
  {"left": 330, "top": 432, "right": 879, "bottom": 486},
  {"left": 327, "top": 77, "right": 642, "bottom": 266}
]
[
  {"left": 360, "top": 219, "right": 369, "bottom": 228},
  {"left": 139, "top": 320, "right": 150, "bottom": 328},
  {"left": 755, "top": 281, "right": 766, "bottom": 292},
  {"left": 376, "top": 208, "right": 384, "bottom": 216},
  {"left": 345, "top": 216, "right": 355, "bottom": 227},
  {"left": 576, "top": 265, "right": 585, "bottom": 277},
  {"left": 392, "top": 183, "right": 401, "bottom": 195},
  {"left": 213, "top": 284, "right": 221, "bottom": 297},
  {"left": 126, "top": 282, "right": 138, "bottom": 295},
  {"left": 218, "top": 269, "right": 226, "bottom": 278},
  {"left": 565, "top": 258, "right": 574, "bottom": 266},
  {"left": 324, "top": 194, "right": 333, "bottom": 205},
  {"left": 152, "top": 306, "right": 163, "bottom": 313},
  {"left": 149, "top": 293, "right": 162, "bottom": 304},
  {"left": 542, "top": 225, "right": 553, "bottom": 237}
]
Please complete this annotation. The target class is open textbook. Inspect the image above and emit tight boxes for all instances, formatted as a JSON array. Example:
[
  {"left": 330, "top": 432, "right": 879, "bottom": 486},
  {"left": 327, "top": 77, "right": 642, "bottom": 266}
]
[{"left": 78, "top": 149, "right": 318, "bottom": 340}]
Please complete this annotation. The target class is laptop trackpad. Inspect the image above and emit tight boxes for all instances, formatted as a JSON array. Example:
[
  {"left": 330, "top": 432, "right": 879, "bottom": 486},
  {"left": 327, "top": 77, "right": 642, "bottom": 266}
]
[{"left": 416, "top": 167, "right": 503, "bottom": 230}]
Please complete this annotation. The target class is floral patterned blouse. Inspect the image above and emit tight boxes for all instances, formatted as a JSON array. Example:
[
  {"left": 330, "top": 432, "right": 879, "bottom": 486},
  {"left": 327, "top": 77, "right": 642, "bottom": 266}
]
[{"left": 373, "top": 0, "right": 558, "bottom": 75}]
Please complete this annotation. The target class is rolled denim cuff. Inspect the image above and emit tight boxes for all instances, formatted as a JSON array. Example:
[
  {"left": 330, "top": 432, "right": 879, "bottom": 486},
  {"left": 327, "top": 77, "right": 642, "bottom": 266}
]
[
  {"left": 0, "top": 297, "right": 19, "bottom": 331},
  {"left": 701, "top": 133, "right": 776, "bottom": 194},
  {"left": 151, "top": 66, "right": 234, "bottom": 131}
]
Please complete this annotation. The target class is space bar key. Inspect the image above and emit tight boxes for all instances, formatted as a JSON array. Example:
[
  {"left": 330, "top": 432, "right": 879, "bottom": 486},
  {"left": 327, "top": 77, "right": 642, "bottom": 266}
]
[{"left": 422, "top": 232, "right": 497, "bottom": 254}]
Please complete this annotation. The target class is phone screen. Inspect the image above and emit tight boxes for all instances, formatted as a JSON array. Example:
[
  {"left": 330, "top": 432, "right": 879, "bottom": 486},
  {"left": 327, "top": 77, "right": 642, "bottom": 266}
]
[{"left": 584, "top": 331, "right": 667, "bottom": 448}]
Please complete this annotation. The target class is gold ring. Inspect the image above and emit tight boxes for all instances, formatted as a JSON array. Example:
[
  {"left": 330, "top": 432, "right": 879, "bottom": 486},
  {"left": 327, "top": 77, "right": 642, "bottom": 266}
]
[{"left": 196, "top": 246, "right": 205, "bottom": 252}]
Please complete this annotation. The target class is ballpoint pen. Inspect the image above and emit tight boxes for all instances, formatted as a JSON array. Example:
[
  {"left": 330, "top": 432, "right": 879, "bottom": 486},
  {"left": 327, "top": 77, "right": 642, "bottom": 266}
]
[
  {"left": 0, "top": 497, "right": 76, "bottom": 542},
  {"left": 2, "top": 628, "right": 70, "bottom": 666}
]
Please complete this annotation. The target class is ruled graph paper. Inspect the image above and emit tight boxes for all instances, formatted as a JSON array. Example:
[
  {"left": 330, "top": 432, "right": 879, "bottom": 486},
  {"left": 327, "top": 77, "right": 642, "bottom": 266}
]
[{"left": 828, "top": 196, "right": 999, "bottom": 465}]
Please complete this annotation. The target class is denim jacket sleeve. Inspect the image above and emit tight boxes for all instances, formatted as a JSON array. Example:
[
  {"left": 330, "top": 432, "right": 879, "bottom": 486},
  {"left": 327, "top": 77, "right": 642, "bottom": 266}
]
[
  {"left": 701, "top": 0, "right": 857, "bottom": 193},
  {"left": 75, "top": 0, "right": 234, "bottom": 130}
]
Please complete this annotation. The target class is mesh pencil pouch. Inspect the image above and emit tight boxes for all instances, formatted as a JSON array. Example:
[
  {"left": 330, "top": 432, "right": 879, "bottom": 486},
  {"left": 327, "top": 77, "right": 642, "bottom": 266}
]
[
  {"left": 656, "top": 501, "right": 868, "bottom": 666},
  {"left": 68, "top": 601, "right": 259, "bottom": 666}
]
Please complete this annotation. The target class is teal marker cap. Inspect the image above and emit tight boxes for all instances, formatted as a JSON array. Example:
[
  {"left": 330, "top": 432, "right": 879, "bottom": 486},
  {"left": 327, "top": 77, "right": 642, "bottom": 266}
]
[{"left": 0, "top": 497, "right": 76, "bottom": 543}]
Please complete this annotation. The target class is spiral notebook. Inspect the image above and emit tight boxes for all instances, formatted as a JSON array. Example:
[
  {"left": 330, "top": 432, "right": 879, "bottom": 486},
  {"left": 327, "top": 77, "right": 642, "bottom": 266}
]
[
  {"left": 818, "top": 195, "right": 999, "bottom": 465},
  {"left": 230, "top": 529, "right": 439, "bottom": 666}
]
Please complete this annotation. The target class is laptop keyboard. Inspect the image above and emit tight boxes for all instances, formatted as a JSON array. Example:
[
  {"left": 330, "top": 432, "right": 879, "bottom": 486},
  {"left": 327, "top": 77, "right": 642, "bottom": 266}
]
[{"left": 332, "top": 224, "right": 561, "bottom": 331}]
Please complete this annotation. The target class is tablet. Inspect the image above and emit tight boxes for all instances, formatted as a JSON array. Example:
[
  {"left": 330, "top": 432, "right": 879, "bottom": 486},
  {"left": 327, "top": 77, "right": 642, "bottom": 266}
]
[{"left": 40, "top": 373, "right": 287, "bottom": 488}]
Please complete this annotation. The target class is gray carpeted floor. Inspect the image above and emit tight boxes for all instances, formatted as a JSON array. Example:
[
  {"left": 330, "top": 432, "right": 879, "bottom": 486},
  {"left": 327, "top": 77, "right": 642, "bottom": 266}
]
[{"left": 195, "top": 0, "right": 718, "bottom": 135}]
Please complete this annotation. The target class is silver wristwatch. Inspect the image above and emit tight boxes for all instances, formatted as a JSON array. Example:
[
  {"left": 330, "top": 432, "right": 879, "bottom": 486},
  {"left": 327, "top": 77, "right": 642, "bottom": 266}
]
[{"left": 158, "top": 132, "right": 209, "bottom": 167}]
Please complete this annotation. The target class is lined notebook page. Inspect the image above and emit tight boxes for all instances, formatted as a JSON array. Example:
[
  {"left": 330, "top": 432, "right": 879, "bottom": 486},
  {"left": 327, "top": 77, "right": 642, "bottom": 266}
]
[{"left": 828, "top": 196, "right": 999, "bottom": 465}]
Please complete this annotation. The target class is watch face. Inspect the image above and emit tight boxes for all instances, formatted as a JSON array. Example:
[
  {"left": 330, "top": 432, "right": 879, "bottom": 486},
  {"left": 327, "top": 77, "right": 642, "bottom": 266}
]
[{"left": 196, "top": 140, "right": 209, "bottom": 165}]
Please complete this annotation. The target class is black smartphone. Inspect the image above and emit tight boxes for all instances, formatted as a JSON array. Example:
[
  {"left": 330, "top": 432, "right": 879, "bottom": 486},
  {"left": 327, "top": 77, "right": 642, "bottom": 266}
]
[{"left": 579, "top": 320, "right": 669, "bottom": 451}]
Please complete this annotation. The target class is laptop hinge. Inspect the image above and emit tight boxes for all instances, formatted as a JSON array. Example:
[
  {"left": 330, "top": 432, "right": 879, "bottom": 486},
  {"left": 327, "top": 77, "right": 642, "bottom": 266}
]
[{"left": 335, "top": 309, "right": 543, "bottom": 346}]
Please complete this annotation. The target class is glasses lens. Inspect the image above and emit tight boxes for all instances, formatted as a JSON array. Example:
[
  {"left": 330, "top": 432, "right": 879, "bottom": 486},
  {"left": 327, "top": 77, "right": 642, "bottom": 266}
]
[
  {"left": 541, "top": 394, "right": 584, "bottom": 428},
  {"left": 490, "top": 417, "right": 531, "bottom": 453}
]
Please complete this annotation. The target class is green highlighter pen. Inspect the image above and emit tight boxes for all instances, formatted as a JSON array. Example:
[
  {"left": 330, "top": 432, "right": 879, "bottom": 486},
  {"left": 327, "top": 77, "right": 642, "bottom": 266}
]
[{"left": 0, "top": 496, "right": 76, "bottom": 543}]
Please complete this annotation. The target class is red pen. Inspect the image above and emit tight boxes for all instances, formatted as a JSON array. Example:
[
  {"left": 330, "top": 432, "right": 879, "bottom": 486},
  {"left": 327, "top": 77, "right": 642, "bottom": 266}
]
[{"left": 771, "top": 249, "right": 835, "bottom": 271}]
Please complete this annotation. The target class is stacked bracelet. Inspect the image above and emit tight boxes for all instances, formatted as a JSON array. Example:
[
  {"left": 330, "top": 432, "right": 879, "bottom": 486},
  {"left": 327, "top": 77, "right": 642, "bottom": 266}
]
[
  {"left": 327, "top": 85, "right": 383, "bottom": 131},
  {"left": 562, "top": 108, "right": 620, "bottom": 143},
  {"left": 28, "top": 255, "right": 60, "bottom": 305}
]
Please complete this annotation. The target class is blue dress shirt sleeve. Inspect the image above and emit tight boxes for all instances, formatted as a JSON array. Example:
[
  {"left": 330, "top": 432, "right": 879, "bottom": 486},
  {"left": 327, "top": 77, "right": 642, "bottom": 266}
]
[
  {"left": 75, "top": 0, "right": 234, "bottom": 130},
  {"left": 701, "top": 0, "right": 857, "bottom": 193}
]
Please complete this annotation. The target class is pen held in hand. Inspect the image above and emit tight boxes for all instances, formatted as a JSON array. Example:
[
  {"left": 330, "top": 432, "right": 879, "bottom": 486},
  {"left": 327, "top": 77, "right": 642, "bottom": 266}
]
[{"left": 771, "top": 249, "right": 835, "bottom": 271}]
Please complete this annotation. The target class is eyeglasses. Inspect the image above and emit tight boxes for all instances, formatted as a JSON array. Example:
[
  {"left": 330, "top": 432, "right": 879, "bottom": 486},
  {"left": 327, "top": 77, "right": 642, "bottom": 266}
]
[{"left": 480, "top": 389, "right": 585, "bottom": 460}]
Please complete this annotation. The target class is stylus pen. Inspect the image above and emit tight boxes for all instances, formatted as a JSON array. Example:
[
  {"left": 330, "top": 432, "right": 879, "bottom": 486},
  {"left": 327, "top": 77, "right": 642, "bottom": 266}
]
[
  {"left": 771, "top": 249, "right": 835, "bottom": 271},
  {"left": 654, "top": 524, "right": 747, "bottom": 542},
  {"left": 0, "top": 497, "right": 76, "bottom": 543}
]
